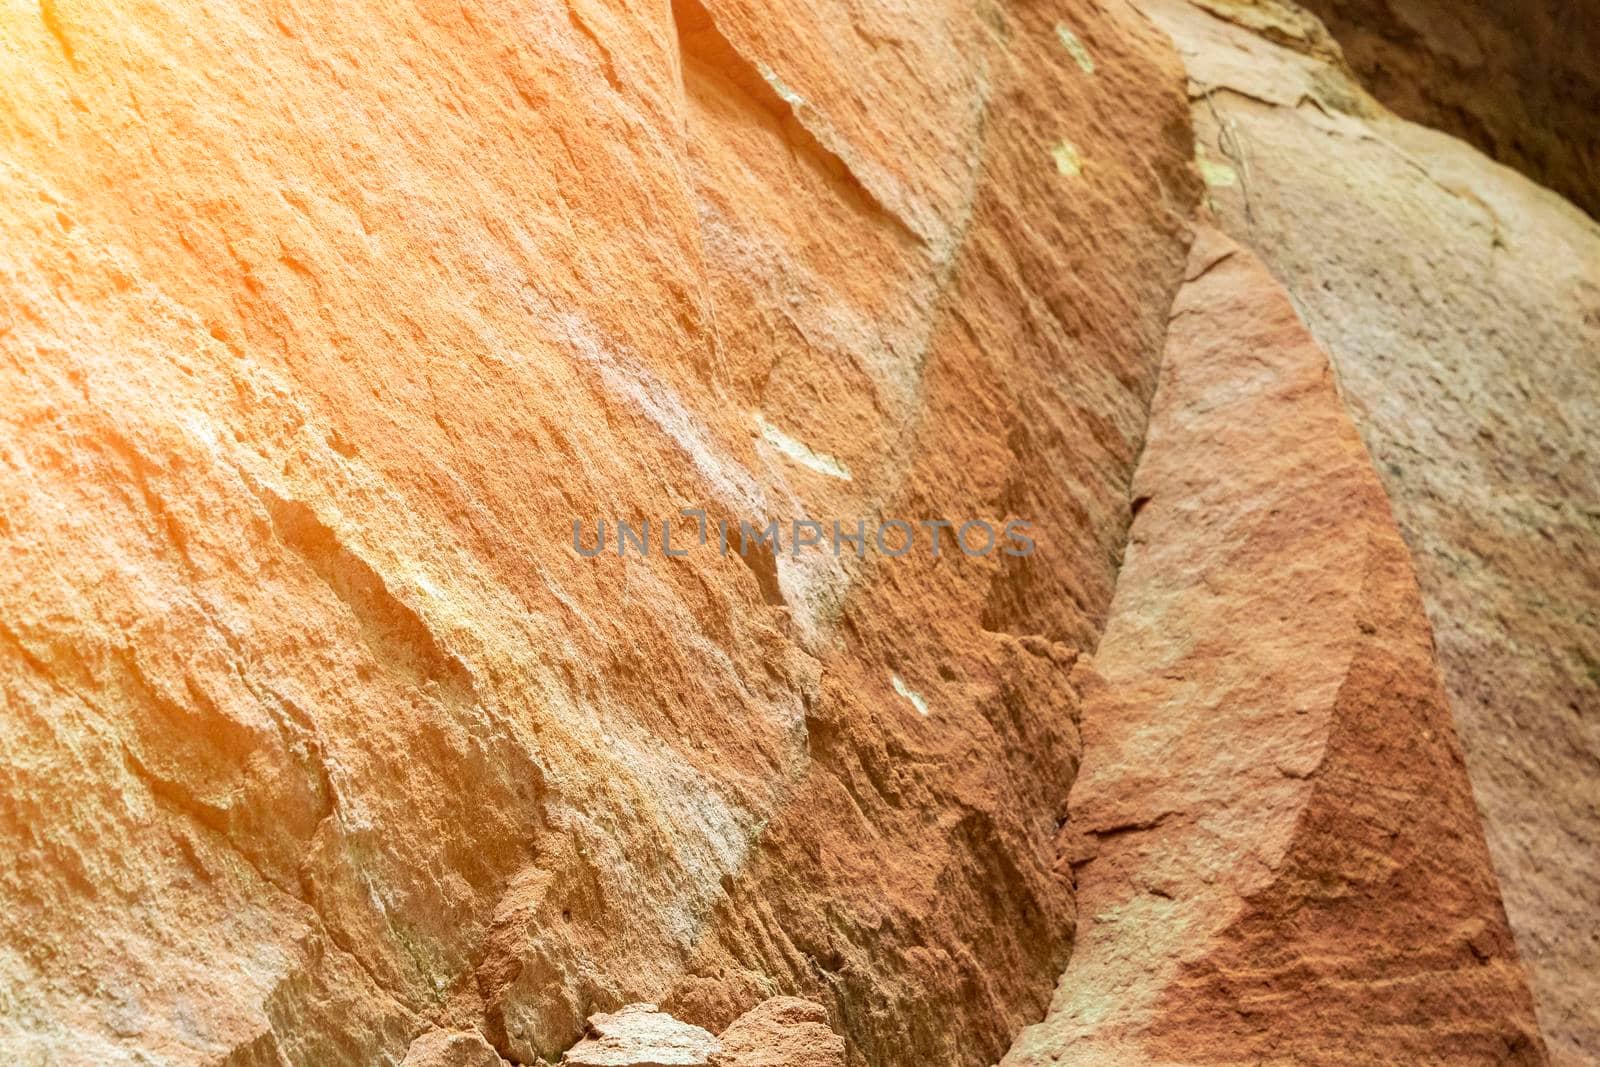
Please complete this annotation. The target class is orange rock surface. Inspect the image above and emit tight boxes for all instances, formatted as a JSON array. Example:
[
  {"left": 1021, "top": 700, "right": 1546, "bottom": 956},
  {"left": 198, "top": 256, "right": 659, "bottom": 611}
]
[
  {"left": 0, "top": 0, "right": 1588, "bottom": 1064},
  {"left": 0, "top": 0, "right": 1194, "bottom": 1063}
]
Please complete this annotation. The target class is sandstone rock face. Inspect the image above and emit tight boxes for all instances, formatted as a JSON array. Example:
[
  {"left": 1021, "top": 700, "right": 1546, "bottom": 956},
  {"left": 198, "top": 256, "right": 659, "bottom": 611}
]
[
  {"left": 1001, "top": 229, "right": 1546, "bottom": 1066},
  {"left": 0, "top": 0, "right": 1585, "bottom": 1063},
  {"left": 1297, "top": 0, "right": 1600, "bottom": 220},
  {"left": 1143, "top": 2, "right": 1600, "bottom": 1059},
  {"left": 557, "top": 999, "right": 844, "bottom": 1067},
  {"left": 0, "top": 0, "right": 1199, "bottom": 1065}
]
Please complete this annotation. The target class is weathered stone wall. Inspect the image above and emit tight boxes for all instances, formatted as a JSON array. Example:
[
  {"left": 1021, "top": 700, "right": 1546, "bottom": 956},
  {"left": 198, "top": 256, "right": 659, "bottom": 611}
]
[
  {"left": 1003, "top": 229, "right": 1546, "bottom": 1067},
  {"left": 0, "top": 1, "right": 1196, "bottom": 1063},
  {"left": 2, "top": 0, "right": 1589, "bottom": 1064}
]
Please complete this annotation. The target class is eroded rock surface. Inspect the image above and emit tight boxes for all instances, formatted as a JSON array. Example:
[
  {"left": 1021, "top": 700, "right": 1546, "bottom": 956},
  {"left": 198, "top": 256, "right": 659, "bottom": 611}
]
[
  {"left": 0, "top": 0, "right": 1586, "bottom": 1063},
  {"left": 557, "top": 999, "right": 844, "bottom": 1067},
  {"left": 401, "top": 1029, "right": 508, "bottom": 1067},
  {"left": 0, "top": 0, "right": 1197, "bottom": 1064},
  {"left": 1003, "top": 230, "right": 1546, "bottom": 1065},
  {"left": 1143, "top": 1, "right": 1600, "bottom": 1059}
]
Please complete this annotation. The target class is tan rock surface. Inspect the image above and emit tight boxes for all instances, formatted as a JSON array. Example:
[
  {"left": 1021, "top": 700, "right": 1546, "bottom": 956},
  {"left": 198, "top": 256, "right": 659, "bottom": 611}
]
[
  {"left": 0, "top": 0, "right": 1198, "bottom": 1064},
  {"left": 1003, "top": 230, "right": 1546, "bottom": 1065},
  {"left": 557, "top": 998, "right": 846, "bottom": 1067},
  {"left": 1142, "top": 1, "right": 1600, "bottom": 1058},
  {"left": 402, "top": 1029, "right": 509, "bottom": 1067}
]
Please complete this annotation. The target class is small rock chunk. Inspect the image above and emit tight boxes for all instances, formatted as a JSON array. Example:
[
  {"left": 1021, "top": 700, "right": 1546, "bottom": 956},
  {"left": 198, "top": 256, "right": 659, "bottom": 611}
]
[
  {"left": 714, "top": 997, "right": 846, "bottom": 1067},
  {"left": 402, "top": 1029, "right": 507, "bottom": 1067},
  {"left": 563, "top": 1003, "right": 721, "bottom": 1066}
]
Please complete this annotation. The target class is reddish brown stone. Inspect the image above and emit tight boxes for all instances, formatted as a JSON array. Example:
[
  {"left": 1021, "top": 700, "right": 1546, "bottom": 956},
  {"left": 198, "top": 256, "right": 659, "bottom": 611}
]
[
  {"left": 0, "top": 0, "right": 1583, "bottom": 1063},
  {"left": 713, "top": 997, "right": 845, "bottom": 1067},
  {"left": 1145, "top": 3, "right": 1600, "bottom": 1058},
  {"left": 1003, "top": 230, "right": 1546, "bottom": 1065}
]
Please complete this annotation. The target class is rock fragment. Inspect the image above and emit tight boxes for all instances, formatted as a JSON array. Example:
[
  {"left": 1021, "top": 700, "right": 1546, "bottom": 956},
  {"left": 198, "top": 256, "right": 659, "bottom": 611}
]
[
  {"left": 713, "top": 998, "right": 846, "bottom": 1067},
  {"left": 402, "top": 1029, "right": 508, "bottom": 1067},
  {"left": 563, "top": 1004, "right": 721, "bottom": 1067}
]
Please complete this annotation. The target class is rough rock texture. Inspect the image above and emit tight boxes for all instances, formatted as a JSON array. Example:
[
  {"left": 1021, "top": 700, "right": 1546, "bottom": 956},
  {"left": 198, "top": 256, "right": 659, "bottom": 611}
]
[
  {"left": 1142, "top": 1, "right": 1600, "bottom": 1059},
  {"left": 400, "top": 1029, "right": 507, "bottom": 1067},
  {"left": 1, "top": 0, "right": 1587, "bottom": 1063},
  {"left": 0, "top": 0, "right": 1199, "bottom": 1065},
  {"left": 1296, "top": 0, "right": 1600, "bottom": 220},
  {"left": 1003, "top": 229, "right": 1546, "bottom": 1066},
  {"left": 563, "top": 1003, "right": 719, "bottom": 1066},
  {"left": 711, "top": 998, "right": 845, "bottom": 1067},
  {"left": 557, "top": 999, "right": 844, "bottom": 1067}
]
